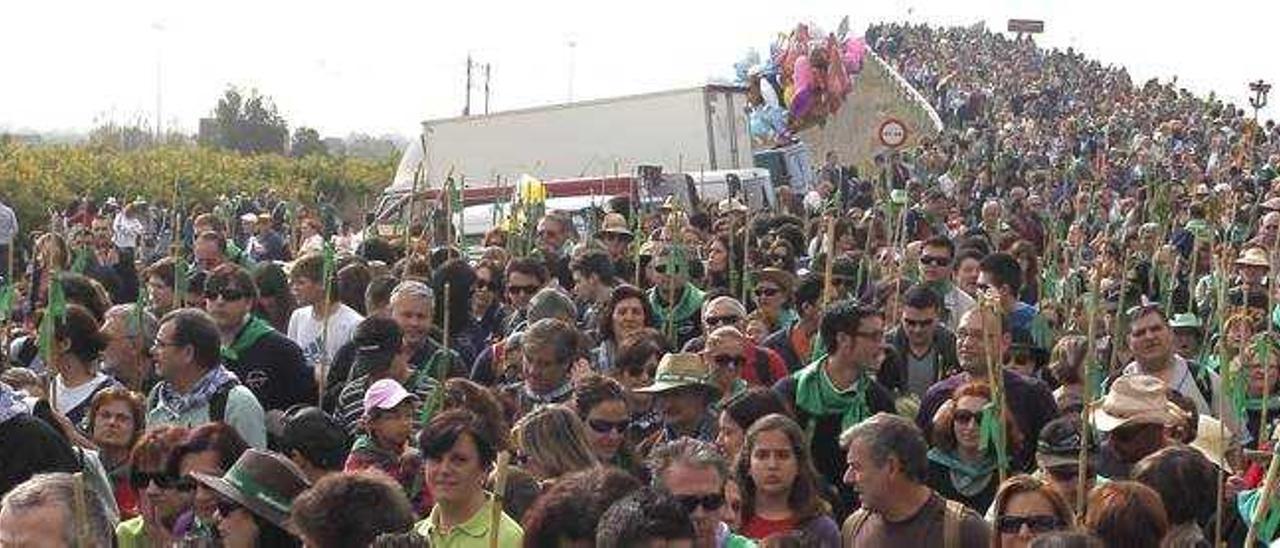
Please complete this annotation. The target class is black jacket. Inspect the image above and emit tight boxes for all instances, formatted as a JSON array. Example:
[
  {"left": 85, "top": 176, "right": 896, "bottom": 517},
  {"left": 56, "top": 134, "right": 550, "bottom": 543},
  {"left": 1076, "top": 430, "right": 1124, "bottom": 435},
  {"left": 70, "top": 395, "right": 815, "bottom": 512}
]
[
  {"left": 224, "top": 328, "right": 316, "bottom": 412},
  {"left": 882, "top": 324, "right": 961, "bottom": 396}
]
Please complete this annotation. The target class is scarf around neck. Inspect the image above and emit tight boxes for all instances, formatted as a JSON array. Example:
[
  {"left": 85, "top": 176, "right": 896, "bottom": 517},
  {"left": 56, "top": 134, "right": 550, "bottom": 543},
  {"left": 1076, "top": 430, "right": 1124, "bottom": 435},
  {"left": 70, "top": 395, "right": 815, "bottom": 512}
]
[
  {"left": 155, "top": 365, "right": 237, "bottom": 417},
  {"left": 220, "top": 316, "right": 274, "bottom": 362},
  {"left": 791, "top": 358, "right": 870, "bottom": 433},
  {"left": 927, "top": 448, "right": 996, "bottom": 496}
]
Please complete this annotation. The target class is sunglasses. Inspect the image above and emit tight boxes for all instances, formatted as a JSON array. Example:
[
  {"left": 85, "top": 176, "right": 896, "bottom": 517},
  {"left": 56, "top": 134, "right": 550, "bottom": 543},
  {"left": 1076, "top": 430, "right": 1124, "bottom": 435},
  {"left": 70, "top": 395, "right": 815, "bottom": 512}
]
[
  {"left": 587, "top": 418, "right": 632, "bottom": 434},
  {"left": 920, "top": 255, "right": 952, "bottom": 267},
  {"left": 507, "top": 284, "right": 539, "bottom": 296},
  {"left": 130, "top": 471, "right": 195, "bottom": 492},
  {"left": 713, "top": 355, "right": 745, "bottom": 369},
  {"left": 953, "top": 409, "right": 981, "bottom": 425},
  {"left": 207, "top": 288, "right": 249, "bottom": 302},
  {"left": 705, "top": 315, "right": 741, "bottom": 328},
  {"left": 674, "top": 493, "right": 726, "bottom": 513},
  {"left": 473, "top": 280, "right": 494, "bottom": 292},
  {"left": 754, "top": 286, "right": 782, "bottom": 298},
  {"left": 995, "top": 515, "right": 1064, "bottom": 534}
]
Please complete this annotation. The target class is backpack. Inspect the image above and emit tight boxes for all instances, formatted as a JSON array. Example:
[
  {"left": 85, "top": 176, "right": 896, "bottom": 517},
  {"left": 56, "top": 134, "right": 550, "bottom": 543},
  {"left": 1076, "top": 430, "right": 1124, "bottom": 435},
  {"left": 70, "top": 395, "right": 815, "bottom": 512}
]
[{"left": 842, "top": 497, "right": 967, "bottom": 548}]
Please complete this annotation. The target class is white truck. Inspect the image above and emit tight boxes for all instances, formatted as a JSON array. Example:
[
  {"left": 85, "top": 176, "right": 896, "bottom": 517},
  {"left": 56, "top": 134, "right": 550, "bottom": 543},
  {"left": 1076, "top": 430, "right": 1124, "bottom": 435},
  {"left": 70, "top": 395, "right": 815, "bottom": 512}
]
[{"left": 374, "top": 84, "right": 755, "bottom": 222}]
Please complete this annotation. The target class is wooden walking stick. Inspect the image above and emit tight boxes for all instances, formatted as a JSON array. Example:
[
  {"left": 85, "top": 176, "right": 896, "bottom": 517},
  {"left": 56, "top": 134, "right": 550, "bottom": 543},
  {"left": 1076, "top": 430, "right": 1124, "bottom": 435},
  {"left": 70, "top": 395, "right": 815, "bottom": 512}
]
[
  {"left": 1247, "top": 443, "right": 1280, "bottom": 547},
  {"left": 1079, "top": 275, "right": 1101, "bottom": 518},
  {"left": 977, "top": 294, "right": 1009, "bottom": 485},
  {"left": 489, "top": 450, "right": 512, "bottom": 548}
]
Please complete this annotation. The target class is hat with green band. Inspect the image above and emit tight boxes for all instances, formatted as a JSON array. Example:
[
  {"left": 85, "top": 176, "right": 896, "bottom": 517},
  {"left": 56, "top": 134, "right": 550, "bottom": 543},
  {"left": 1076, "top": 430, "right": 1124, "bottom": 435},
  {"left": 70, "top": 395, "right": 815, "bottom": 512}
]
[{"left": 191, "top": 448, "right": 311, "bottom": 531}]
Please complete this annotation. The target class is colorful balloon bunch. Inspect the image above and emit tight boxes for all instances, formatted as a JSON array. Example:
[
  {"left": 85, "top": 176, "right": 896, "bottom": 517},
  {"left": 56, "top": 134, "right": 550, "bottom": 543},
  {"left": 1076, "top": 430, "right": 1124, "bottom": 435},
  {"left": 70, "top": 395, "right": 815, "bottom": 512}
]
[{"left": 737, "top": 21, "right": 868, "bottom": 145}]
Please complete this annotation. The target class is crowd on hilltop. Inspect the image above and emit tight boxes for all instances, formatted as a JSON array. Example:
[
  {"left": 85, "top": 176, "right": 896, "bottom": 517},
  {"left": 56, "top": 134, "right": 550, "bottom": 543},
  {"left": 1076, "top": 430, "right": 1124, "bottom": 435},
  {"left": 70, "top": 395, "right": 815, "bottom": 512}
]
[{"left": 3, "top": 21, "right": 1280, "bottom": 548}]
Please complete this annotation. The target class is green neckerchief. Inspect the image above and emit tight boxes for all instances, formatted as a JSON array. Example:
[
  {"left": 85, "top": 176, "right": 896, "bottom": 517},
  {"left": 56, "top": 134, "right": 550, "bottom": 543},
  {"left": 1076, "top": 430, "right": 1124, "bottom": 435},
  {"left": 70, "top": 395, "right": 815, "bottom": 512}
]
[
  {"left": 220, "top": 316, "right": 275, "bottom": 362},
  {"left": 931, "top": 450, "right": 998, "bottom": 483},
  {"left": 648, "top": 283, "right": 705, "bottom": 326},
  {"left": 791, "top": 358, "right": 869, "bottom": 433},
  {"left": 1238, "top": 487, "right": 1280, "bottom": 544}
]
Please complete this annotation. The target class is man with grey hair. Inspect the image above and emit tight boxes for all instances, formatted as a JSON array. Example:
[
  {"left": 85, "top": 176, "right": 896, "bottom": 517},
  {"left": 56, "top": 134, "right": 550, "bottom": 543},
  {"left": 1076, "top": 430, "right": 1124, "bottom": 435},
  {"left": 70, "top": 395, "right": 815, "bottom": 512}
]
[
  {"left": 322, "top": 280, "right": 467, "bottom": 410},
  {"left": 648, "top": 437, "right": 753, "bottom": 548},
  {"left": 500, "top": 318, "right": 581, "bottom": 416},
  {"left": 100, "top": 304, "right": 159, "bottom": 392},
  {"left": 840, "top": 413, "right": 989, "bottom": 547},
  {"left": 0, "top": 472, "right": 114, "bottom": 547}
]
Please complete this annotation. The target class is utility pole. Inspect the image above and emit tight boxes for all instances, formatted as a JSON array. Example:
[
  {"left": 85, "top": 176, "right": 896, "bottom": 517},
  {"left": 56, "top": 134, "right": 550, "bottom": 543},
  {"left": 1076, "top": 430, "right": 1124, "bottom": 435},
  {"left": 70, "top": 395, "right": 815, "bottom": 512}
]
[
  {"left": 567, "top": 40, "right": 576, "bottom": 102},
  {"left": 464, "top": 53, "right": 473, "bottom": 116},
  {"left": 484, "top": 63, "right": 491, "bottom": 115}
]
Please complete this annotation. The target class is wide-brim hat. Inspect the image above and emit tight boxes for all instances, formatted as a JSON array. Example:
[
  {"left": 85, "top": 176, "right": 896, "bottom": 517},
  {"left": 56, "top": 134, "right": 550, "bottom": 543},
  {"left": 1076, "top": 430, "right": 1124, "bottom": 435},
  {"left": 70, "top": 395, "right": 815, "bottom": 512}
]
[
  {"left": 635, "top": 353, "right": 718, "bottom": 398},
  {"left": 1092, "top": 374, "right": 1179, "bottom": 432},
  {"left": 1236, "top": 247, "right": 1270, "bottom": 267},
  {"left": 1190, "top": 414, "right": 1235, "bottom": 473},
  {"left": 191, "top": 449, "right": 311, "bottom": 531},
  {"left": 596, "top": 213, "right": 634, "bottom": 239}
]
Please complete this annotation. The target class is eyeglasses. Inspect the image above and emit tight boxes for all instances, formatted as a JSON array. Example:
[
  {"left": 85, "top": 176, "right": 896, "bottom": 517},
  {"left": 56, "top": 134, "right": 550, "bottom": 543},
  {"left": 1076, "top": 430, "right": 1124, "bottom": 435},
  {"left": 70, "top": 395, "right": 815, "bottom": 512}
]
[
  {"left": 903, "top": 318, "right": 936, "bottom": 328},
  {"left": 130, "top": 471, "right": 195, "bottom": 492},
  {"left": 953, "top": 409, "right": 981, "bottom": 425},
  {"left": 705, "top": 315, "right": 741, "bottom": 328},
  {"left": 754, "top": 286, "right": 782, "bottom": 298},
  {"left": 920, "top": 255, "right": 952, "bottom": 267},
  {"left": 473, "top": 280, "right": 494, "bottom": 292},
  {"left": 507, "top": 284, "right": 539, "bottom": 296},
  {"left": 712, "top": 355, "right": 745, "bottom": 369},
  {"left": 975, "top": 282, "right": 993, "bottom": 293},
  {"left": 587, "top": 418, "right": 632, "bottom": 434},
  {"left": 674, "top": 493, "right": 726, "bottom": 513},
  {"left": 208, "top": 288, "right": 249, "bottom": 302},
  {"left": 995, "top": 515, "right": 1064, "bottom": 534}
]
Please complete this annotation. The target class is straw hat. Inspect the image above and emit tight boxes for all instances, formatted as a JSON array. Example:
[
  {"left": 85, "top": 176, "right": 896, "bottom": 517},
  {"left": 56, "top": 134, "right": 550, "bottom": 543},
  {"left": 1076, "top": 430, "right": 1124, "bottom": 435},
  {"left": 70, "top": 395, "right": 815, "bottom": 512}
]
[
  {"left": 634, "top": 353, "right": 718, "bottom": 397},
  {"left": 1236, "top": 247, "right": 1270, "bottom": 268},
  {"left": 1092, "top": 375, "right": 1179, "bottom": 432},
  {"left": 191, "top": 449, "right": 311, "bottom": 531},
  {"left": 595, "top": 213, "right": 634, "bottom": 240},
  {"left": 1190, "top": 414, "right": 1235, "bottom": 474}
]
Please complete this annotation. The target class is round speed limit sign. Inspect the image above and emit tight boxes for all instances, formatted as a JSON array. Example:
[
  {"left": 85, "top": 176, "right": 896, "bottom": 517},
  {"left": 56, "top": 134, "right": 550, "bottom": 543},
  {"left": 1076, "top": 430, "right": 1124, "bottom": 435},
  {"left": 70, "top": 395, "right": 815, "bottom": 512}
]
[{"left": 878, "top": 118, "right": 908, "bottom": 148}]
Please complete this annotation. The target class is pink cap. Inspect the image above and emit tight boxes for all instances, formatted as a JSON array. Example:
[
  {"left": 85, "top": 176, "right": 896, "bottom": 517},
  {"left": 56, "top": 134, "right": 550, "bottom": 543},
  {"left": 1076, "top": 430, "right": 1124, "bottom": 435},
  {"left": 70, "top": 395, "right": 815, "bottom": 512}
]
[{"left": 363, "top": 378, "right": 416, "bottom": 417}]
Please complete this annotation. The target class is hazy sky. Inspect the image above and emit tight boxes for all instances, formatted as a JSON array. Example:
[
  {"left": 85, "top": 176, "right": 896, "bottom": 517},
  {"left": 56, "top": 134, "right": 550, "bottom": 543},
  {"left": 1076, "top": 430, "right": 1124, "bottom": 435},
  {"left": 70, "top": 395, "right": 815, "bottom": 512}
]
[{"left": 2, "top": 0, "right": 1276, "bottom": 139}]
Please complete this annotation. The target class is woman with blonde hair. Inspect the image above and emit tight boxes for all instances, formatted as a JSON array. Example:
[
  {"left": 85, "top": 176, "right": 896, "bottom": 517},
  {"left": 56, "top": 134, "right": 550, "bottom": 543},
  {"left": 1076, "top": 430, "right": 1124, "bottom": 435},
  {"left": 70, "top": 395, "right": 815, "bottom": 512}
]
[
  {"left": 512, "top": 404, "right": 599, "bottom": 487},
  {"left": 991, "top": 474, "right": 1076, "bottom": 548}
]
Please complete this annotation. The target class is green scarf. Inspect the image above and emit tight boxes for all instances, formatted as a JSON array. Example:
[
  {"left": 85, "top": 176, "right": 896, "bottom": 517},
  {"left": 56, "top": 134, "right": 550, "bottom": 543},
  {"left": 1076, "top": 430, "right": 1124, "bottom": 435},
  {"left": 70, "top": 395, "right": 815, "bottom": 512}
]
[
  {"left": 220, "top": 316, "right": 275, "bottom": 362},
  {"left": 927, "top": 448, "right": 996, "bottom": 496},
  {"left": 791, "top": 359, "right": 870, "bottom": 433}
]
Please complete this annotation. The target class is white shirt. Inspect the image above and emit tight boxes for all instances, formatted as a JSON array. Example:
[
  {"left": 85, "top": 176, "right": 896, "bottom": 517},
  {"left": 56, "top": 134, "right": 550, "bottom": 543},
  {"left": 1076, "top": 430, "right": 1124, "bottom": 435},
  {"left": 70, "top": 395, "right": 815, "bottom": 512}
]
[
  {"left": 112, "top": 212, "right": 144, "bottom": 249},
  {"left": 53, "top": 372, "right": 111, "bottom": 417},
  {"left": 288, "top": 303, "right": 363, "bottom": 370},
  {"left": 0, "top": 202, "right": 16, "bottom": 245}
]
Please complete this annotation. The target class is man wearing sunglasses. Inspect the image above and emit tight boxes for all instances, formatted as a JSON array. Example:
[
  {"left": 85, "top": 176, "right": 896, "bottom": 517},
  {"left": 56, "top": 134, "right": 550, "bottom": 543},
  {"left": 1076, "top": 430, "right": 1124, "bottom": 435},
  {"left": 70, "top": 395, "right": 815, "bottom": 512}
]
[
  {"left": 685, "top": 297, "right": 787, "bottom": 388},
  {"left": 884, "top": 285, "right": 960, "bottom": 399},
  {"left": 648, "top": 438, "right": 754, "bottom": 548},
  {"left": 918, "top": 235, "right": 975, "bottom": 331},
  {"left": 205, "top": 264, "right": 313, "bottom": 423},
  {"left": 499, "top": 258, "right": 549, "bottom": 338}
]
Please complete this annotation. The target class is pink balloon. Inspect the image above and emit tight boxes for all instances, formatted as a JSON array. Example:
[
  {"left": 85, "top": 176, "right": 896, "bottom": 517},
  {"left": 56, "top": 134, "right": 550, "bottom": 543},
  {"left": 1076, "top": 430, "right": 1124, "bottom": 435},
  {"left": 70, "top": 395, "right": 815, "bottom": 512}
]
[{"left": 792, "top": 55, "right": 814, "bottom": 92}]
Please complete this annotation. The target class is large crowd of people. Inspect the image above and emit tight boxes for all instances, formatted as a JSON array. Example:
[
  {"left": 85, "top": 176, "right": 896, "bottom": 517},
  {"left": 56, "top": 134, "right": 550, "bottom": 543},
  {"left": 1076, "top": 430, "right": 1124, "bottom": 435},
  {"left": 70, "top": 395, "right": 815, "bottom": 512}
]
[{"left": 2, "top": 21, "right": 1280, "bottom": 548}]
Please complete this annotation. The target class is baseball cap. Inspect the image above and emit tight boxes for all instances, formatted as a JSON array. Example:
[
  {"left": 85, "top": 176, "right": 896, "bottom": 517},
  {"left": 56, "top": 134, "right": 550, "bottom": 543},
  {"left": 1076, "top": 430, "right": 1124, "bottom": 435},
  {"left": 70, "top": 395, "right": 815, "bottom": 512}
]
[
  {"left": 278, "top": 406, "right": 351, "bottom": 470},
  {"left": 363, "top": 378, "right": 417, "bottom": 417}
]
